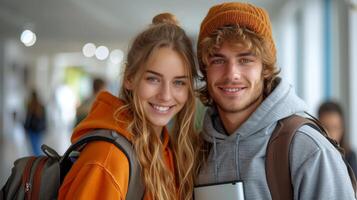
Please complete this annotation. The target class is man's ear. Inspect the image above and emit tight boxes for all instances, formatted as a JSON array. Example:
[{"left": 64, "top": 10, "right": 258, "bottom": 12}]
[
  {"left": 262, "top": 65, "right": 269, "bottom": 79},
  {"left": 124, "top": 77, "right": 133, "bottom": 90}
]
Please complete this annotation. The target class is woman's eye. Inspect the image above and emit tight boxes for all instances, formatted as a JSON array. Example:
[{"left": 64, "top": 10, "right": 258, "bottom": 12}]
[
  {"left": 173, "top": 80, "right": 186, "bottom": 86},
  {"left": 146, "top": 76, "right": 160, "bottom": 83}
]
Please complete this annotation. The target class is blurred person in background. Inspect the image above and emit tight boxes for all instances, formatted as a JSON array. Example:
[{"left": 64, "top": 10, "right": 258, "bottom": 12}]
[
  {"left": 59, "top": 13, "right": 199, "bottom": 200},
  {"left": 75, "top": 77, "right": 106, "bottom": 125},
  {"left": 24, "top": 90, "right": 47, "bottom": 156},
  {"left": 318, "top": 101, "right": 357, "bottom": 176}
]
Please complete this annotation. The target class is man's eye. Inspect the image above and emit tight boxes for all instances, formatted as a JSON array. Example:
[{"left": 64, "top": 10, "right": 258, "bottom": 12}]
[
  {"left": 239, "top": 58, "right": 252, "bottom": 64},
  {"left": 210, "top": 59, "right": 225, "bottom": 65}
]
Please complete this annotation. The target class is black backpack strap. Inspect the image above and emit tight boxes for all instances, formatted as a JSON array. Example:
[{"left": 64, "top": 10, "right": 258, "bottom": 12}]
[
  {"left": 266, "top": 115, "right": 314, "bottom": 200},
  {"left": 60, "top": 129, "right": 145, "bottom": 200}
]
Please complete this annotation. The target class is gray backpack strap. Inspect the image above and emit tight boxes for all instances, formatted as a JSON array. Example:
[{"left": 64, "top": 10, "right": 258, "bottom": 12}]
[{"left": 61, "top": 129, "right": 145, "bottom": 200}]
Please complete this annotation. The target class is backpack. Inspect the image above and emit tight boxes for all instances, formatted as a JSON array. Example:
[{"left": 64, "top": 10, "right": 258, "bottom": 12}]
[
  {"left": 266, "top": 114, "right": 357, "bottom": 200},
  {"left": 0, "top": 129, "right": 144, "bottom": 200}
]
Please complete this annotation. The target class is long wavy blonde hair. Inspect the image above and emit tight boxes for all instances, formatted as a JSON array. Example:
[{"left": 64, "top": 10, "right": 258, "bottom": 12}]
[{"left": 117, "top": 13, "right": 198, "bottom": 200}]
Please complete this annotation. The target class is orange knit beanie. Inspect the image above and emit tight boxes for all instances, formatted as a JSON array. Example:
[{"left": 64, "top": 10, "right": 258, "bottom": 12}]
[{"left": 198, "top": 2, "right": 276, "bottom": 63}]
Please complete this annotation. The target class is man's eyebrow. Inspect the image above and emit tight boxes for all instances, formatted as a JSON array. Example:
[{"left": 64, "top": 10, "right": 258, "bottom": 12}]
[
  {"left": 210, "top": 52, "right": 255, "bottom": 58},
  {"left": 210, "top": 53, "right": 225, "bottom": 58},
  {"left": 237, "top": 52, "right": 255, "bottom": 57}
]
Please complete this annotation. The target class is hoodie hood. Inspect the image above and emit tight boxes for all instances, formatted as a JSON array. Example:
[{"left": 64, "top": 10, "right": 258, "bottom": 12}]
[
  {"left": 61, "top": 91, "right": 174, "bottom": 199},
  {"left": 71, "top": 91, "right": 170, "bottom": 148},
  {"left": 201, "top": 78, "right": 307, "bottom": 143},
  {"left": 71, "top": 91, "right": 133, "bottom": 143}
]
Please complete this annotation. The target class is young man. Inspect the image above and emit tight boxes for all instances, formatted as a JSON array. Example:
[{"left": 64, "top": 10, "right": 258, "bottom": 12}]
[{"left": 195, "top": 2, "right": 355, "bottom": 199}]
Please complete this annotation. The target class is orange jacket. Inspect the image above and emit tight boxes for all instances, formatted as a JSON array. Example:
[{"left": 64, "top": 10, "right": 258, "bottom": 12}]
[{"left": 58, "top": 91, "right": 176, "bottom": 200}]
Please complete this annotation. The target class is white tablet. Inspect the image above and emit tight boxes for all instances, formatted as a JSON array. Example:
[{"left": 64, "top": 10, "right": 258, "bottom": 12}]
[{"left": 194, "top": 180, "right": 245, "bottom": 200}]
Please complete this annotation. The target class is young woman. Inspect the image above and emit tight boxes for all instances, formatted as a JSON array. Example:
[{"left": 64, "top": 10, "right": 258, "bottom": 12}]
[
  {"left": 58, "top": 13, "right": 198, "bottom": 200},
  {"left": 318, "top": 101, "right": 357, "bottom": 177}
]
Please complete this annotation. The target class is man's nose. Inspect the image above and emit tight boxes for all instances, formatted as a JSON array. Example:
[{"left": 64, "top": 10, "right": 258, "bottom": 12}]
[{"left": 226, "top": 60, "right": 241, "bottom": 80}]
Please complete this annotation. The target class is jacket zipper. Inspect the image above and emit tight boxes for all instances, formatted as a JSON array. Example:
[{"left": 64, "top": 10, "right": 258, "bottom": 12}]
[{"left": 22, "top": 157, "right": 36, "bottom": 199}]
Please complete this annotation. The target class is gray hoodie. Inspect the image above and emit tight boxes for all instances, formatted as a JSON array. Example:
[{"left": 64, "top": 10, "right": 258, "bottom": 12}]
[{"left": 196, "top": 78, "right": 355, "bottom": 200}]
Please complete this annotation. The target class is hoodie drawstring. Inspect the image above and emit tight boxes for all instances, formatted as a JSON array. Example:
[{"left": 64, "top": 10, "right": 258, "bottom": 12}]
[
  {"left": 235, "top": 135, "right": 240, "bottom": 179},
  {"left": 213, "top": 138, "right": 218, "bottom": 182}
]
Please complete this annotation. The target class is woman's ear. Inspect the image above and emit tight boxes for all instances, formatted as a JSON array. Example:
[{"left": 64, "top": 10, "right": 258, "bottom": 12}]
[{"left": 124, "top": 77, "right": 133, "bottom": 90}]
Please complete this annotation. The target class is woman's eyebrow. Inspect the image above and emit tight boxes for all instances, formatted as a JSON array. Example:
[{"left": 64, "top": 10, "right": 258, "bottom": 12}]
[
  {"left": 146, "top": 70, "right": 188, "bottom": 79},
  {"left": 146, "top": 70, "right": 162, "bottom": 77}
]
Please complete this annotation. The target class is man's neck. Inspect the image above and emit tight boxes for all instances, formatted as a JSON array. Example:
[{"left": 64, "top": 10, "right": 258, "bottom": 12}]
[
  {"left": 217, "top": 96, "right": 263, "bottom": 135},
  {"left": 217, "top": 110, "right": 252, "bottom": 135}
]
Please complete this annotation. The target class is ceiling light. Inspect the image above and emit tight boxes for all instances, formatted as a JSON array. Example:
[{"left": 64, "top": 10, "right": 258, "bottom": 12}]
[
  {"left": 82, "top": 43, "right": 96, "bottom": 57},
  {"left": 95, "top": 46, "right": 109, "bottom": 60},
  {"left": 110, "top": 49, "right": 124, "bottom": 64},
  {"left": 20, "top": 30, "right": 36, "bottom": 47}
]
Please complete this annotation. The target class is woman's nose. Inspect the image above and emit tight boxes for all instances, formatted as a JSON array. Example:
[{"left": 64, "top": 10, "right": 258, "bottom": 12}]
[{"left": 157, "top": 82, "right": 172, "bottom": 101}]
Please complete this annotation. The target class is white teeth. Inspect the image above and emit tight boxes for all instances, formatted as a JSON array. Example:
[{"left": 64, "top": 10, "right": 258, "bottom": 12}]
[
  {"left": 223, "top": 88, "right": 241, "bottom": 92},
  {"left": 152, "top": 104, "right": 170, "bottom": 112}
]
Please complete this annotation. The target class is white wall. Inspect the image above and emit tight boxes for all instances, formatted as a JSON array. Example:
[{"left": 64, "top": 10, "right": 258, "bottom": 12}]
[
  {"left": 349, "top": 4, "right": 357, "bottom": 151},
  {"left": 276, "top": 0, "right": 325, "bottom": 115},
  {"left": 0, "top": 39, "right": 4, "bottom": 139},
  {"left": 2, "top": 40, "right": 28, "bottom": 137},
  {"left": 301, "top": 0, "right": 325, "bottom": 114},
  {"left": 276, "top": 1, "right": 299, "bottom": 89}
]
